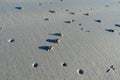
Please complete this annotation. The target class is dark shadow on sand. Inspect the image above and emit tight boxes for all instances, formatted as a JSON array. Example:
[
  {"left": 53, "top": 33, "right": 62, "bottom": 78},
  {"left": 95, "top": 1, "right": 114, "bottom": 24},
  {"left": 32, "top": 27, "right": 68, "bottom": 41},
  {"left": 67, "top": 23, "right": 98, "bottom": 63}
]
[
  {"left": 83, "top": 13, "right": 89, "bottom": 16},
  {"left": 48, "top": 10, "right": 56, "bottom": 13},
  {"left": 49, "top": 33, "right": 62, "bottom": 37},
  {"left": 70, "top": 12, "right": 75, "bottom": 15},
  {"left": 115, "top": 24, "right": 120, "bottom": 27},
  {"left": 106, "top": 69, "right": 110, "bottom": 72},
  {"left": 105, "top": 29, "right": 115, "bottom": 32},
  {"left": 38, "top": 46, "right": 49, "bottom": 51},
  {"left": 15, "top": 6, "right": 22, "bottom": 10},
  {"left": 46, "top": 39, "right": 56, "bottom": 43},
  {"left": 94, "top": 19, "right": 101, "bottom": 23},
  {"left": 64, "top": 21, "right": 71, "bottom": 24}
]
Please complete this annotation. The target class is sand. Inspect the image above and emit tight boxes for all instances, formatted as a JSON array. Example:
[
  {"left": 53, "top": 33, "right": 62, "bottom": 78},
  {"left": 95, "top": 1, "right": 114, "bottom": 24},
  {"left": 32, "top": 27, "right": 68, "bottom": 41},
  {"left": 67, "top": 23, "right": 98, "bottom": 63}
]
[{"left": 0, "top": 0, "right": 120, "bottom": 80}]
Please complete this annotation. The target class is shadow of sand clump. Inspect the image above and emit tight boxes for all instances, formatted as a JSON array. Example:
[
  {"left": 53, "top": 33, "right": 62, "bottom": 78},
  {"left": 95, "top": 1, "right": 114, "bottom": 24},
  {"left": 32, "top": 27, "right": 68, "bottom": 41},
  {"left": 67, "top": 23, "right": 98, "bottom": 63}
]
[
  {"left": 94, "top": 19, "right": 101, "bottom": 23},
  {"left": 65, "top": 9, "right": 69, "bottom": 12},
  {"left": 106, "top": 69, "right": 111, "bottom": 72},
  {"left": 72, "top": 20, "right": 75, "bottom": 22},
  {"left": 85, "top": 30, "right": 90, "bottom": 32},
  {"left": 38, "top": 46, "right": 53, "bottom": 51},
  {"left": 64, "top": 21, "right": 71, "bottom": 24},
  {"left": 70, "top": 12, "right": 75, "bottom": 15},
  {"left": 105, "top": 5, "right": 109, "bottom": 7},
  {"left": 46, "top": 39, "right": 60, "bottom": 44},
  {"left": 60, "top": 0, "right": 63, "bottom": 1},
  {"left": 0, "top": 27, "right": 2, "bottom": 29},
  {"left": 49, "top": 33, "right": 63, "bottom": 37},
  {"left": 15, "top": 6, "right": 22, "bottom": 10},
  {"left": 48, "top": 10, "right": 56, "bottom": 13},
  {"left": 44, "top": 18, "right": 49, "bottom": 21},
  {"left": 83, "top": 13, "right": 89, "bottom": 16},
  {"left": 115, "top": 24, "right": 120, "bottom": 27},
  {"left": 105, "top": 29, "right": 115, "bottom": 32}
]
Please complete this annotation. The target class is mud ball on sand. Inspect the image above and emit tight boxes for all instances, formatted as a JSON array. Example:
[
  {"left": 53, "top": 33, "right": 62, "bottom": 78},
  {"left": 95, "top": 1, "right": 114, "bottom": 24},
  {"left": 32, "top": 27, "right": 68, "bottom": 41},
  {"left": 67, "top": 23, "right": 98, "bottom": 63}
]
[
  {"left": 32, "top": 63, "right": 38, "bottom": 68},
  {"left": 77, "top": 69, "right": 84, "bottom": 75},
  {"left": 8, "top": 39, "right": 15, "bottom": 43}
]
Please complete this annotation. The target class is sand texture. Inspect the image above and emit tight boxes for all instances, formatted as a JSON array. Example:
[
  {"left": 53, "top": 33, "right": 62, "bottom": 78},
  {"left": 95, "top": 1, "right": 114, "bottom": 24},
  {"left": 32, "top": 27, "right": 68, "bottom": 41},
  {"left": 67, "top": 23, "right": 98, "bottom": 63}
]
[{"left": 1, "top": 0, "right": 120, "bottom": 80}]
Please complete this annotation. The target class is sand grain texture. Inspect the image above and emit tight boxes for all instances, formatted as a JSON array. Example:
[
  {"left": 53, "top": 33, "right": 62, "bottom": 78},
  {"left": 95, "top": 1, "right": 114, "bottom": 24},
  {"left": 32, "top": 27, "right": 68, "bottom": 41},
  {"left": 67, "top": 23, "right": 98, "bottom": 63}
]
[{"left": 1, "top": 0, "right": 120, "bottom": 80}]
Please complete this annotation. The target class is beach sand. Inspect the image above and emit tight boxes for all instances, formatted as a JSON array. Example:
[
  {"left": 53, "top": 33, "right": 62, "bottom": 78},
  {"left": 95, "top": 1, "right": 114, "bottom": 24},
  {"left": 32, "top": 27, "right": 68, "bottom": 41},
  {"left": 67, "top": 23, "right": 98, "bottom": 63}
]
[{"left": 0, "top": 0, "right": 120, "bottom": 80}]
